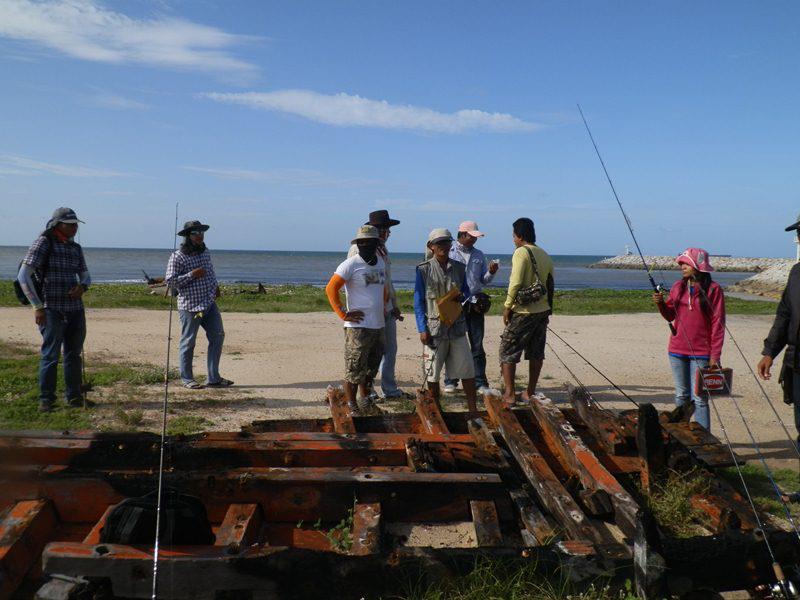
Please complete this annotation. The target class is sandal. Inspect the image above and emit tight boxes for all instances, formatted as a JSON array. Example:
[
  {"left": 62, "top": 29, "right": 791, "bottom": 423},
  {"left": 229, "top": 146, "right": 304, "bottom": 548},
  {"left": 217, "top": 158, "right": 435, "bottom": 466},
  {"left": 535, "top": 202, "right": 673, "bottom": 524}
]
[
  {"left": 183, "top": 380, "right": 205, "bottom": 390},
  {"left": 206, "top": 378, "right": 234, "bottom": 388}
]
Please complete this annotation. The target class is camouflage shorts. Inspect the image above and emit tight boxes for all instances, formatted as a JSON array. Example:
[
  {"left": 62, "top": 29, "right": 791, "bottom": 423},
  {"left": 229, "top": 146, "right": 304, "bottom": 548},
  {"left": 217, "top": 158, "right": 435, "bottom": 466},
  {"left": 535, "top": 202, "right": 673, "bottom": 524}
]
[
  {"left": 499, "top": 311, "right": 549, "bottom": 364},
  {"left": 344, "top": 327, "right": 385, "bottom": 384}
]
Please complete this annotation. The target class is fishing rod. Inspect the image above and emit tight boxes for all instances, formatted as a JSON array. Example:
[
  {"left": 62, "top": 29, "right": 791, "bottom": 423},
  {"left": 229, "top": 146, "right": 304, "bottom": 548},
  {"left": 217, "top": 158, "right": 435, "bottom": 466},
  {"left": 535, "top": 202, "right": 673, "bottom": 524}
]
[
  {"left": 576, "top": 104, "right": 676, "bottom": 335},
  {"left": 151, "top": 202, "right": 179, "bottom": 600}
]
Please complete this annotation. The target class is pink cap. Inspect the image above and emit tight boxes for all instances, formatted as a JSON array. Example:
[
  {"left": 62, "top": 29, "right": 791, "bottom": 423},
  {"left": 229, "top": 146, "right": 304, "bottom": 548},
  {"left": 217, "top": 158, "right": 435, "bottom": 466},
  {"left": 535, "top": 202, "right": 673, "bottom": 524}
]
[
  {"left": 458, "top": 221, "right": 484, "bottom": 238},
  {"left": 676, "top": 248, "right": 714, "bottom": 273}
]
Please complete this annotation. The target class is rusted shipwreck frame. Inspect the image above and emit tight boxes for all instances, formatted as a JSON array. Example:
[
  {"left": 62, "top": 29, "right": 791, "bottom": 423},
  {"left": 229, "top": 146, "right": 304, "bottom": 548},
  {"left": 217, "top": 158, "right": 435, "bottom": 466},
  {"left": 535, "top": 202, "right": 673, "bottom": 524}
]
[{"left": 0, "top": 386, "right": 797, "bottom": 599}]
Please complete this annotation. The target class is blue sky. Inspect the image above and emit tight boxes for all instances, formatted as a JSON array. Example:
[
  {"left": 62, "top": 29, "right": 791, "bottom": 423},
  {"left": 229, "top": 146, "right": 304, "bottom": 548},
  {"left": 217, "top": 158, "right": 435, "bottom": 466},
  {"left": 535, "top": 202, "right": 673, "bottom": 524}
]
[{"left": 0, "top": 0, "right": 797, "bottom": 256}]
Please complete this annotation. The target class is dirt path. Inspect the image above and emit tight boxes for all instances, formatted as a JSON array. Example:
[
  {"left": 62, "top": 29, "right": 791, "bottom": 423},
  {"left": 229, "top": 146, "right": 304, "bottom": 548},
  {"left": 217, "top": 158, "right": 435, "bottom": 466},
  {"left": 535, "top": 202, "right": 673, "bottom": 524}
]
[{"left": 2, "top": 307, "right": 794, "bottom": 469}]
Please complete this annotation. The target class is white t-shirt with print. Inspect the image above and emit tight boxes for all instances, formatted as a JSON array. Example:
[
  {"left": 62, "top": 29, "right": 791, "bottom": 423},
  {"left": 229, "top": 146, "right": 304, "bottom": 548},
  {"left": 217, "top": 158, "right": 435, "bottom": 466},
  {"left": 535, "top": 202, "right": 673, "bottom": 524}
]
[{"left": 335, "top": 254, "right": 386, "bottom": 329}]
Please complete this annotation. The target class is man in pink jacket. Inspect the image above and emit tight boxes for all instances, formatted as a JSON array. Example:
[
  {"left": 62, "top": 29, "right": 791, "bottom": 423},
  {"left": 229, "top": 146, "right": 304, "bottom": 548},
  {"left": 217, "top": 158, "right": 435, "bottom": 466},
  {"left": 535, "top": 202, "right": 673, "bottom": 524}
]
[{"left": 653, "top": 248, "right": 726, "bottom": 430}]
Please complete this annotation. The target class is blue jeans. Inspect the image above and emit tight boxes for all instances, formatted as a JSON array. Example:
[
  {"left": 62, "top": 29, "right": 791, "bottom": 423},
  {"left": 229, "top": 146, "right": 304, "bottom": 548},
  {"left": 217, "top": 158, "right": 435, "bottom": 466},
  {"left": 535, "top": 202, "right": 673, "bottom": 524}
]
[
  {"left": 38, "top": 309, "right": 86, "bottom": 405},
  {"left": 379, "top": 314, "right": 400, "bottom": 397},
  {"left": 178, "top": 302, "right": 225, "bottom": 384},
  {"left": 445, "top": 309, "right": 488, "bottom": 388},
  {"left": 668, "top": 354, "right": 710, "bottom": 430}
]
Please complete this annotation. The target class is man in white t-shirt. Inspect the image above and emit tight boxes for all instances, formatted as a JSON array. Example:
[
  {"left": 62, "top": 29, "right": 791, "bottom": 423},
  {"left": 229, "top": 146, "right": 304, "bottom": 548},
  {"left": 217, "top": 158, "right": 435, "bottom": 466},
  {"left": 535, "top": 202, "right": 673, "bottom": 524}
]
[{"left": 326, "top": 225, "right": 387, "bottom": 412}]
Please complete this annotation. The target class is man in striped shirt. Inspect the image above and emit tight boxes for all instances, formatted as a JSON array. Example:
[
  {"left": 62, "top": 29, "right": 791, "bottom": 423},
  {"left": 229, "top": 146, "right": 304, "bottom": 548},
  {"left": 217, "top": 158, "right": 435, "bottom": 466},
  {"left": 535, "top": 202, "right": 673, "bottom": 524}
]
[{"left": 165, "top": 220, "right": 233, "bottom": 390}]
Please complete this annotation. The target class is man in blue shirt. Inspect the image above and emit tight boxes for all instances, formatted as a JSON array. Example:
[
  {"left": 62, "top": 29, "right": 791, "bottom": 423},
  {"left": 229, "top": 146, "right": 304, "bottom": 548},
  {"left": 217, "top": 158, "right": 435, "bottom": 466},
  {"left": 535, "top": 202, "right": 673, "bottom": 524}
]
[
  {"left": 444, "top": 221, "right": 499, "bottom": 394},
  {"left": 414, "top": 228, "right": 478, "bottom": 412}
]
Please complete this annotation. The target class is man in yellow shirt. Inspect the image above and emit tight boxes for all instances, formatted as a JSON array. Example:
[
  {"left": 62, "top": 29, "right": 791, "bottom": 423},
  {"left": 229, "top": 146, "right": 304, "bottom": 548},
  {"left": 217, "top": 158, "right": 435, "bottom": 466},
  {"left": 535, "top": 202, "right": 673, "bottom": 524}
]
[{"left": 500, "top": 218, "right": 554, "bottom": 404}]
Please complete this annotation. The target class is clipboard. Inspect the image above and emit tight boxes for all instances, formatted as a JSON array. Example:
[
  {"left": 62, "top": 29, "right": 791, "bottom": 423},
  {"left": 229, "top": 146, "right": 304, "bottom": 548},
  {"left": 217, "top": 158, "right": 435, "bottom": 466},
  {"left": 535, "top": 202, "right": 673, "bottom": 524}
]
[{"left": 436, "top": 287, "right": 462, "bottom": 327}]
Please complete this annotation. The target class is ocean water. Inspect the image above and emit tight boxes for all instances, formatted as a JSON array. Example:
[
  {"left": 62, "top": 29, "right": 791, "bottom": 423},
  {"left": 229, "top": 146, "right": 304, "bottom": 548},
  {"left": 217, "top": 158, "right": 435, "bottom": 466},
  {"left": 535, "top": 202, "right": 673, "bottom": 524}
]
[{"left": 0, "top": 246, "right": 751, "bottom": 291}]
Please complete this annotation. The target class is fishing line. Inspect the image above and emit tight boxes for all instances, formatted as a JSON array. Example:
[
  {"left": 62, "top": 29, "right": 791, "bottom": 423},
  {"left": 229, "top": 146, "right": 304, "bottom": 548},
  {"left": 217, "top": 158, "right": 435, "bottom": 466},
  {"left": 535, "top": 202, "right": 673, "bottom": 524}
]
[
  {"left": 151, "top": 202, "right": 179, "bottom": 600},
  {"left": 547, "top": 327, "right": 639, "bottom": 407}
]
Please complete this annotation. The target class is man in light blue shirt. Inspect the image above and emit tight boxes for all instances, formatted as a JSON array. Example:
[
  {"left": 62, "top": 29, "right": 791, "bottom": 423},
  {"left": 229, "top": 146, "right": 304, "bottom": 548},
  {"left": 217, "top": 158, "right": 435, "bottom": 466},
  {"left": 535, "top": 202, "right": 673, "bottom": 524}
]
[{"left": 444, "top": 221, "right": 499, "bottom": 394}]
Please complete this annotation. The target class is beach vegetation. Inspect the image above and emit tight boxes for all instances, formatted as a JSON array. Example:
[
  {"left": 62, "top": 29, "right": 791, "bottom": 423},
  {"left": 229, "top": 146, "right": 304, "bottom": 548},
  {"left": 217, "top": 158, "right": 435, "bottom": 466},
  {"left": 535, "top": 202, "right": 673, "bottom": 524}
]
[
  {"left": 639, "top": 468, "right": 710, "bottom": 538},
  {"left": 166, "top": 415, "right": 211, "bottom": 435},
  {"left": 0, "top": 281, "right": 778, "bottom": 316},
  {"left": 719, "top": 464, "right": 800, "bottom": 521}
]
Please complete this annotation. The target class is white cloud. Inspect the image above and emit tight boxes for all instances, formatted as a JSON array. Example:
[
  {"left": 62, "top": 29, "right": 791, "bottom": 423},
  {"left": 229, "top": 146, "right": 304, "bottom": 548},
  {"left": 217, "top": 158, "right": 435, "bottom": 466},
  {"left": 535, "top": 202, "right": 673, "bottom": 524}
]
[
  {"left": 88, "top": 91, "right": 150, "bottom": 111},
  {"left": 0, "top": 154, "right": 129, "bottom": 177},
  {"left": 201, "top": 89, "right": 540, "bottom": 134},
  {"left": 0, "top": 0, "right": 257, "bottom": 79},
  {"left": 183, "top": 166, "right": 382, "bottom": 188}
]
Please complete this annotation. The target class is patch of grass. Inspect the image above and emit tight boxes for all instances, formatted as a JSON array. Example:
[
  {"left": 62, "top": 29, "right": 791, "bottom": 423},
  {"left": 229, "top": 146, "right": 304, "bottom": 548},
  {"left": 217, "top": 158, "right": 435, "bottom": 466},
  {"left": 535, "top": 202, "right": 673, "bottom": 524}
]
[
  {"left": 166, "top": 415, "right": 211, "bottom": 435},
  {"left": 719, "top": 464, "right": 800, "bottom": 520},
  {"left": 641, "top": 468, "right": 710, "bottom": 538},
  {"left": 398, "top": 559, "right": 640, "bottom": 600},
  {"left": 114, "top": 407, "right": 144, "bottom": 428},
  {"left": 0, "top": 340, "right": 175, "bottom": 430},
  {"left": 0, "top": 281, "right": 777, "bottom": 316}
]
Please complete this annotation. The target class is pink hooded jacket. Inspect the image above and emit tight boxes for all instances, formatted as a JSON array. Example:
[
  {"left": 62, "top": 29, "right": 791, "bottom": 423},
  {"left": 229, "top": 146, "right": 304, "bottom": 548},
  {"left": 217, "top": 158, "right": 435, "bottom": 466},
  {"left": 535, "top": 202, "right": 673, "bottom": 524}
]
[{"left": 658, "top": 279, "right": 726, "bottom": 361}]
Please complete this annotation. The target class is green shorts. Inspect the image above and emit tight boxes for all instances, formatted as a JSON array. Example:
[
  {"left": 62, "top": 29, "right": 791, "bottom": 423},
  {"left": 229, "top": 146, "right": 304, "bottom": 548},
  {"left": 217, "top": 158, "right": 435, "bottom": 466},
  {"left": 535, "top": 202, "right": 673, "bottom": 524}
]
[
  {"left": 344, "top": 327, "right": 385, "bottom": 384},
  {"left": 499, "top": 311, "right": 549, "bottom": 364}
]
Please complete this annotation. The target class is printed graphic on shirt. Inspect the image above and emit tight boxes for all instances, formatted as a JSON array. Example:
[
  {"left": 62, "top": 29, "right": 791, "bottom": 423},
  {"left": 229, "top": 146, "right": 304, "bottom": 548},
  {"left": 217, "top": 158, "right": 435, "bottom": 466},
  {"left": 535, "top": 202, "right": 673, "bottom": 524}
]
[{"left": 334, "top": 255, "right": 386, "bottom": 329}]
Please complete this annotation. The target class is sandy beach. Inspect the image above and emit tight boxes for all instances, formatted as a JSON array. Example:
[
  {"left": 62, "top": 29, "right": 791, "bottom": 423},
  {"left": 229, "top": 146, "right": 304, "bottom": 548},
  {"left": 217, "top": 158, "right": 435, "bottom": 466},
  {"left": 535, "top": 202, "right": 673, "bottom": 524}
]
[{"left": 1, "top": 306, "right": 795, "bottom": 469}]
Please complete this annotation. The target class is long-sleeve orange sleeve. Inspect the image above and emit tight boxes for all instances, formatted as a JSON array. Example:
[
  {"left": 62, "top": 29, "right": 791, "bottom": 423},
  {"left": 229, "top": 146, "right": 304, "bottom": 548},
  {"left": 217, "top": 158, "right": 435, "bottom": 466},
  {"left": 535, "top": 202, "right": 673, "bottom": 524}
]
[{"left": 326, "top": 274, "right": 347, "bottom": 319}]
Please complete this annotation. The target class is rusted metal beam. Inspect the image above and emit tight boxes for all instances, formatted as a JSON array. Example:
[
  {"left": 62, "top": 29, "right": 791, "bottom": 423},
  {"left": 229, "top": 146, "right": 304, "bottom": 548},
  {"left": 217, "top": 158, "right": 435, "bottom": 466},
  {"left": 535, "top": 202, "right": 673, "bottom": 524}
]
[
  {"left": 470, "top": 500, "right": 503, "bottom": 547},
  {"left": 528, "top": 396, "right": 639, "bottom": 540},
  {"left": 4, "top": 469, "right": 511, "bottom": 525},
  {"left": 415, "top": 389, "right": 449, "bottom": 434},
  {"left": 661, "top": 421, "right": 742, "bottom": 468},
  {"left": 566, "top": 384, "right": 634, "bottom": 455},
  {"left": 484, "top": 394, "right": 603, "bottom": 544},
  {"left": 350, "top": 502, "right": 381, "bottom": 556},
  {"left": 82, "top": 505, "right": 114, "bottom": 545},
  {"left": 0, "top": 499, "right": 58, "bottom": 599},
  {"left": 327, "top": 386, "right": 356, "bottom": 434},
  {"left": 215, "top": 503, "right": 263, "bottom": 549}
]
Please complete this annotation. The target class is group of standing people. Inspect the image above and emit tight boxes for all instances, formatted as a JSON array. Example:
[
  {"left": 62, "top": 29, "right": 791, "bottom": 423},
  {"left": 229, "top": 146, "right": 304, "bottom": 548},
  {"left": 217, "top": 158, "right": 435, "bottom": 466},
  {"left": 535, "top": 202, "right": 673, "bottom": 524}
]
[
  {"left": 15, "top": 207, "right": 800, "bottom": 452},
  {"left": 325, "top": 211, "right": 554, "bottom": 414}
]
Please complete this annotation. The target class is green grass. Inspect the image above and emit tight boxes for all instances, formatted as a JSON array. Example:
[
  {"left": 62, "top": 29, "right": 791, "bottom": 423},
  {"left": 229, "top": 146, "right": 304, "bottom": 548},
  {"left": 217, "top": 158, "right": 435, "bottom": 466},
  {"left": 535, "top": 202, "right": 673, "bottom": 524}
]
[
  {"left": 640, "top": 468, "right": 710, "bottom": 538},
  {"left": 719, "top": 464, "right": 800, "bottom": 520},
  {"left": 166, "top": 415, "right": 211, "bottom": 435},
  {"left": 0, "top": 281, "right": 778, "bottom": 316},
  {"left": 0, "top": 340, "right": 177, "bottom": 430},
  {"left": 396, "top": 559, "right": 640, "bottom": 600}
]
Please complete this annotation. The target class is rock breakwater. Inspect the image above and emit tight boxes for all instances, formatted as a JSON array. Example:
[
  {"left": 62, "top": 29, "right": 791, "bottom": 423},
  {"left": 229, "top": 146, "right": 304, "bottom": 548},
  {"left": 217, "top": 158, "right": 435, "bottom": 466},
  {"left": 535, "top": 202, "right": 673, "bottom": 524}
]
[{"left": 591, "top": 255, "right": 788, "bottom": 273}]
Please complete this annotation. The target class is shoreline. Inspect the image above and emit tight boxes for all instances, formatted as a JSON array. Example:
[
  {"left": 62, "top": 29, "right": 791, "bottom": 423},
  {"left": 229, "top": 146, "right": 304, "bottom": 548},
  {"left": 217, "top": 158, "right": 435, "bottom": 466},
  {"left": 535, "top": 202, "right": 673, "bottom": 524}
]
[{"left": 591, "top": 254, "right": 790, "bottom": 273}]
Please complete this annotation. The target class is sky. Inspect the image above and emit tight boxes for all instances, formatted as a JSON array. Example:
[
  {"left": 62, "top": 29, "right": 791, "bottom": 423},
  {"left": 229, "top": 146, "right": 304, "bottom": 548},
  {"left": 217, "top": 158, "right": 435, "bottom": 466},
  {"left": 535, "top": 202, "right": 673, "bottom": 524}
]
[{"left": 0, "top": 0, "right": 798, "bottom": 256}]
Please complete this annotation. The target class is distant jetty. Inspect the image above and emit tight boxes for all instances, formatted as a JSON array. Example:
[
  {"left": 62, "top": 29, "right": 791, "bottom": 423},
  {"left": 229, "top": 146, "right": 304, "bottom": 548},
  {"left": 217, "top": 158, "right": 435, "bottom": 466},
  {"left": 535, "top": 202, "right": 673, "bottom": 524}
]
[
  {"left": 590, "top": 255, "right": 788, "bottom": 273},
  {"left": 727, "top": 260, "right": 795, "bottom": 299}
]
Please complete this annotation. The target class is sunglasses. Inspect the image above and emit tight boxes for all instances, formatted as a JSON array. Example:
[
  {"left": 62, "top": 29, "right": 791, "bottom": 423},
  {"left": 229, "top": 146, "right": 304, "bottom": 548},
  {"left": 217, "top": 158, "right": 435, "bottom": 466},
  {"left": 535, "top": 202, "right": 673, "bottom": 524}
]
[{"left": 189, "top": 230, "right": 205, "bottom": 235}]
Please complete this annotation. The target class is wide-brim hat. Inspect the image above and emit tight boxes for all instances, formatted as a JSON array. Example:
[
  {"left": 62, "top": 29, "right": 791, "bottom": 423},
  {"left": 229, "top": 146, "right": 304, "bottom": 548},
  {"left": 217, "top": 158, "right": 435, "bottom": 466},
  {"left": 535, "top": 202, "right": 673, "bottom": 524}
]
[
  {"left": 351, "top": 225, "right": 381, "bottom": 245},
  {"left": 785, "top": 213, "right": 800, "bottom": 232},
  {"left": 676, "top": 247, "right": 714, "bottom": 273},
  {"left": 177, "top": 220, "right": 211, "bottom": 237},
  {"left": 427, "top": 228, "right": 454, "bottom": 245},
  {"left": 365, "top": 209, "right": 400, "bottom": 228}
]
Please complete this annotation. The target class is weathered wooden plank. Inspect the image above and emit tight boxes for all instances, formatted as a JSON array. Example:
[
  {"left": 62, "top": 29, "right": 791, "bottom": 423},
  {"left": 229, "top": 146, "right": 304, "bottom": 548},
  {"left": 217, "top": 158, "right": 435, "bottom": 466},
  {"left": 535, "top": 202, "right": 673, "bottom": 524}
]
[
  {"left": 327, "top": 386, "right": 356, "bottom": 434},
  {"left": 82, "top": 505, "right": 115, "bottom": 544},
  {"left": 415, "top": 389, "right": 449, "bottom": 434},
  {"left": 351, "top": 502, "right": 381, "bottom": 555},
  {"left": 484, "top": 394, "right": 603, "bottom": 543},
  {"left": 0, "top": 499, "right": 58, "bottom": 599},
  {"left": 529, "top": 396, "right": 640, "bottom": 540},
  {"left": 566, "top": 385, "right": 633, "bottom": 455},
  {"left": 637, "top": 403, "right": 666, "bottom": 492},
  {"left": 508, "top": 489, "right": 556, "bottom": 545},
  {"left": 470, "top": 500, "right": 503, "bottom": 547},
  {"left": 662, "top": 422, "right": 743, "bottom": 468},
  {"left": 215, "top": 503, "right": 263, "bottom": 548}
]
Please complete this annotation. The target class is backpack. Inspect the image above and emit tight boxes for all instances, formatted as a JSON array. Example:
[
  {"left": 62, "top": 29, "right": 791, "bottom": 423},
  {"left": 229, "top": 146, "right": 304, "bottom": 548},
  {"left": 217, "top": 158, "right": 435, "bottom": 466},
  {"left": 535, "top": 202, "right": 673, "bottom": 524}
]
[
  {"left": 99, "top": 488, "right": 215, "bottom": 545},
  {"left": 13, "top": 236, "right": 53, "bottom": 306}
]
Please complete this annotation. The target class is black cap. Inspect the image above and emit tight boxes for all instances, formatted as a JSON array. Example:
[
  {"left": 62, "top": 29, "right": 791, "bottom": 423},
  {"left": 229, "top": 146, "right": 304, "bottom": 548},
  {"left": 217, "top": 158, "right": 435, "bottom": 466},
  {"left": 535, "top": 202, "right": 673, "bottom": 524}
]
[
  {"left": 177, "top": 220, "right": 210, "bottom": 237},
  {"left": 364, "top": 209, "right": 400, "bottom": 228},
  {"left": 786, "top": 214, "right": 800, "bottom": 232}
]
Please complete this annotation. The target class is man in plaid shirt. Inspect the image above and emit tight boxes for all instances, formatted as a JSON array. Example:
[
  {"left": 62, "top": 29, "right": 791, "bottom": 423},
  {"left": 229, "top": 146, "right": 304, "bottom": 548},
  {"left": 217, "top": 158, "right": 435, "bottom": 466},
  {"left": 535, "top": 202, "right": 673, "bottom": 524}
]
[
  {"left": 166, "top": 220, "right": 233, "bottom": 389},
  {"left": 17, "top": 207, "right": 92, "bottom": 412}
]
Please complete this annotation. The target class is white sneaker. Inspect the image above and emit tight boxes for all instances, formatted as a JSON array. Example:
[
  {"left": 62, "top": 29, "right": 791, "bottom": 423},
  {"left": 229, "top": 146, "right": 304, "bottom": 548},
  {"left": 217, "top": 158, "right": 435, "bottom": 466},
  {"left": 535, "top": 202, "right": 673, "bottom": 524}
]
[
  {"left": 443, "top": 384, "right": 456, "bottom": 394},
  {"left": 477, "top": 386, "right": 492, "bottom": 395}
]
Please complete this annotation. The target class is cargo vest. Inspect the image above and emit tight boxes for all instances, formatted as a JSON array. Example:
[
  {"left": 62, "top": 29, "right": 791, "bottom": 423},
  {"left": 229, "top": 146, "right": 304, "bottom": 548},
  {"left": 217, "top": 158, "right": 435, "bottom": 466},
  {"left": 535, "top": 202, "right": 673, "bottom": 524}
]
[{"left": 417, "top": 258, "right": 467, "bottom": 339}]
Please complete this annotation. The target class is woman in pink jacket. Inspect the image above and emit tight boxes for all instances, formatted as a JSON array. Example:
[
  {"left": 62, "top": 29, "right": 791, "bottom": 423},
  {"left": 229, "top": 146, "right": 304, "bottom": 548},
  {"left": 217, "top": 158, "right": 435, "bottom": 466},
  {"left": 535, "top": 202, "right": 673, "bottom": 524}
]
[{"left": 652, "top": 248, "right": 726, "bottom": 430}]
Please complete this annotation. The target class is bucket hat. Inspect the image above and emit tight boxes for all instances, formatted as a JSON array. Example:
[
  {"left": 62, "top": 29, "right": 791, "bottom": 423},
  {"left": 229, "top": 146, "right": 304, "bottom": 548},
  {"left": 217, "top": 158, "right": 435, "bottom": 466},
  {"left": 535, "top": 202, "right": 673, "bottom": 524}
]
[
  {"left": 177, "top": 220, "right": 211, "bottom": 237},
  {"left": 676, "top": 248, "right": 714, "bottom": 273},
  {"left": 427, "top": 228, "right": 454, "bottom": 245},
  {"left": 51, "top": 207, "right": 84, "bottom": 224},
  {"left": 351, "top": 225, "right": 381, "bottom": 245}
]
